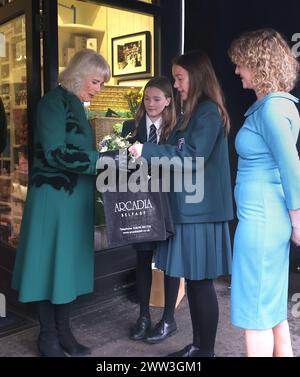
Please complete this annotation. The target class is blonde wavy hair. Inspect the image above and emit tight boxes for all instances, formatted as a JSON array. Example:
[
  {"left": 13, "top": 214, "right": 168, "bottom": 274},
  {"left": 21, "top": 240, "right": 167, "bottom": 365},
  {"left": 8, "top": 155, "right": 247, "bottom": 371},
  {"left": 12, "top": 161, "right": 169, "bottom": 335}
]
[
  {"left": 59, "top": 49, "right": 110, "bottom": 96},
  {"left": 228, "top": 28, "right": 299, "bottom": 94}
]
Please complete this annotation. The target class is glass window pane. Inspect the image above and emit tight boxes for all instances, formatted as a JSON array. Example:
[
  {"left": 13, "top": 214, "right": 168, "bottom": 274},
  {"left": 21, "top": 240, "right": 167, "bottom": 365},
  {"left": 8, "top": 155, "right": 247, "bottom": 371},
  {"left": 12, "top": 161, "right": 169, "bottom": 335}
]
[
  {"left": 57, "top": 1, "right": 155, "bottom": 250},
  {"left": 0, "top": 0, "right": 16, "bottom": 6},
  {"left": 0, "top": 15, "right": 28, "bottom": 247},
  {"left": 57, "top": 1, "right": 154, "bottom": 83}
]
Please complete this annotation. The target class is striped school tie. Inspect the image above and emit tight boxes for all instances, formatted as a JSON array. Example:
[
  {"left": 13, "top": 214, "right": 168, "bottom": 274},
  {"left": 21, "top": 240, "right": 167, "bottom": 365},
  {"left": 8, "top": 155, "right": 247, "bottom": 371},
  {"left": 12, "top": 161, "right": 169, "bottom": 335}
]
[{"left": 148, "top": 124, "right": 157, "bottom": 144}]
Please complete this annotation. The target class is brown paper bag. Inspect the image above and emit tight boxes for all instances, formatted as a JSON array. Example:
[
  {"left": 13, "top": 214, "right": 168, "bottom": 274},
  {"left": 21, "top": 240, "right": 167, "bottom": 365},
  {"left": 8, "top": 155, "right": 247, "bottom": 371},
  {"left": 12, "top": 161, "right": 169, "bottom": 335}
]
[{"left": 149, "top": 268, "right": 185, "bottom": 308}]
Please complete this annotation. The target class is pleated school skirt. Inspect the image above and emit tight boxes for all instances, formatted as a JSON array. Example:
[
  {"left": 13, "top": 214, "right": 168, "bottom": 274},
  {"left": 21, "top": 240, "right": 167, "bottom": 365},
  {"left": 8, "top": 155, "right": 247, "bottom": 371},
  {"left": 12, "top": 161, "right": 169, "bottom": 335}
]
[{"left": 155, "top": 222, "right": 232, "bottom": 280}]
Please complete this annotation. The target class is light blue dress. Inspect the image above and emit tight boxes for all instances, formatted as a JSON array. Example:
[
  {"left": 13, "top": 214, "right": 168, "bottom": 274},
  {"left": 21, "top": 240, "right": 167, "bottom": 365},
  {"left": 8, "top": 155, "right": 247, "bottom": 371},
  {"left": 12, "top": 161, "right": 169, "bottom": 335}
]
[{"left": 231, "top": 92, "right": 300, "bottom": 330}]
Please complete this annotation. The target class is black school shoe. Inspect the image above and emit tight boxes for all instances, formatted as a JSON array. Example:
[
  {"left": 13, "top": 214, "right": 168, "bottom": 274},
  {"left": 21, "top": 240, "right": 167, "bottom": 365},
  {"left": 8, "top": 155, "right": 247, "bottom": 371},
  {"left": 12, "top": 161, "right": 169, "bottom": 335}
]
[
  {"left": 167, "top": 344, "right": 215, "bottom": 357},
  {"left": 129, "top": 316, "right": 151, "bottom": 340},
  {"left": 145, "top": 319, "right": 177, "bottom": 344}
]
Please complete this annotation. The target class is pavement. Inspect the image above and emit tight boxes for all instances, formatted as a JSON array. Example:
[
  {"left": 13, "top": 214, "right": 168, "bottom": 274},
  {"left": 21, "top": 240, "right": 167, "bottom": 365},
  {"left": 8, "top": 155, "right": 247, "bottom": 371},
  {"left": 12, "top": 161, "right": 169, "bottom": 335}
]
[{"left": 0, "top": 275, "right": 300, "bottom": 358}]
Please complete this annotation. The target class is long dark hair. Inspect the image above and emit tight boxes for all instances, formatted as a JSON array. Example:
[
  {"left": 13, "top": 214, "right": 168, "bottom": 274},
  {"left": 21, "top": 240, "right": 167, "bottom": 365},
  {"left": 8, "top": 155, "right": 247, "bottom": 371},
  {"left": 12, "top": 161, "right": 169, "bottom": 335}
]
[
  {"left": 134, "top": 76, "right": 176, "bottom": 142},
  {"left": 172, "top": 51, "right": 230, "bottom": 134}
]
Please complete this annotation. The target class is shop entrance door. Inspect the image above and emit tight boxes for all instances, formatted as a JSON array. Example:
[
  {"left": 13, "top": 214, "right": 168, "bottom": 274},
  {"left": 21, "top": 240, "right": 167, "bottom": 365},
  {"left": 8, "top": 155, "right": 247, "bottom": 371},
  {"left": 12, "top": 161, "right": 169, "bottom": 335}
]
[{"left": 0, "top": 0, "right": 41, "bottom": 311}]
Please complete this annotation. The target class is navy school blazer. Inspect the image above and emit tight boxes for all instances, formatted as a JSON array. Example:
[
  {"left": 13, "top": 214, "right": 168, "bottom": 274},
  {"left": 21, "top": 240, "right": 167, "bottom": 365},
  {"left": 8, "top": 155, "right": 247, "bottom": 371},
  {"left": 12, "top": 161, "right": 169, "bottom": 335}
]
[{"left": 142, "top": 100, "right": 234, "bottom": 224}]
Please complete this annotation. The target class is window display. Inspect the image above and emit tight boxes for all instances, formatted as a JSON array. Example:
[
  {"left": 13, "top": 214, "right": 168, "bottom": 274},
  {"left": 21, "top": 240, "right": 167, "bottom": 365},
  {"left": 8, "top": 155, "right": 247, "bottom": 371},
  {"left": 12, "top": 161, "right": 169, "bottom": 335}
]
[
  {"left": 0, "top": 15, "right": 28, "bottom": 247},
  {"left": 57, "top": 0, "right": 154, "bottom": 250}
]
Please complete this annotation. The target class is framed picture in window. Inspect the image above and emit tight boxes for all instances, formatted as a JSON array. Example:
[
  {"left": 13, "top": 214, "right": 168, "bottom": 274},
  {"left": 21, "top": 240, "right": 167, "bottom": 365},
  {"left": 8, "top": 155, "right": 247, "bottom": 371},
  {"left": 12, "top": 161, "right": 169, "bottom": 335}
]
[{"left": 111, "top": 31, "right": 151, "bottom": 77}]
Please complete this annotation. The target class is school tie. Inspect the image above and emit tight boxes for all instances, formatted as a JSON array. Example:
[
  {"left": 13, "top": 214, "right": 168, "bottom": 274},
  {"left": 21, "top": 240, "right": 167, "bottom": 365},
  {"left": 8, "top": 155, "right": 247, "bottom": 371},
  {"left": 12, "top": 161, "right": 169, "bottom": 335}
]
[{"left": 148, "top": 124, "right": 157, "bottom": 144}]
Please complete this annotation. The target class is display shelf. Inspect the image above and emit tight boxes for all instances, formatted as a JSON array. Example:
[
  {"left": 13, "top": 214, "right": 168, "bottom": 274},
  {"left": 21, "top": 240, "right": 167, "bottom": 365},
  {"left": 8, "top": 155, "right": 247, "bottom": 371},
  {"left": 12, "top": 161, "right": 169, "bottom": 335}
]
[
  {"left": 58, "top": 23, "right": 105, "bottom": 35},
  {"left": 0, "top": 14, "right": 28, "bottom": 248},
  {"left": 58, "top": 23, "right": 105, "bottom": 67},
  {"left": 0, "top": 104, "right": 26, "bottom": 242},
  {"left": 12, "top": 32, "right": 25, "bottom": 38},
  {"left": 11, "top": 193, "right": 25, "bottom": 202},
  {"left": 0, "top": 216, "right": 12, "bottom": 222},
  {"left": 11, "top": 105, "right": 27, "bottom": 110},
  {"left": 0, "top": 201, "right": 11, "bottom": 206},
  {"left": 11, "top": 66, "right": 26, "bottom": 72}
]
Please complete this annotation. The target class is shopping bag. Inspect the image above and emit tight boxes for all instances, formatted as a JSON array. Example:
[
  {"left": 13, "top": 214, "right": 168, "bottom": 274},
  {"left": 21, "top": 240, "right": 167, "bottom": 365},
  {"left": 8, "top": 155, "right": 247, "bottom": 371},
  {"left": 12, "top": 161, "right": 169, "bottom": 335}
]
[
  {"left": 102, "top": 181, "right": 175, "bottom": 248},
  {"left": 150, "top": 266, "right": 185, "bottom": 308}
]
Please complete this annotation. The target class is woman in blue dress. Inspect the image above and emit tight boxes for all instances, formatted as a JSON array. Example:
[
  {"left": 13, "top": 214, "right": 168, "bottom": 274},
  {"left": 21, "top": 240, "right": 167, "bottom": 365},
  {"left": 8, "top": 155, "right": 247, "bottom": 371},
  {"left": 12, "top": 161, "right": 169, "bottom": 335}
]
[{"left": 229, "top": 29, "right": 300, "bottom": 357}]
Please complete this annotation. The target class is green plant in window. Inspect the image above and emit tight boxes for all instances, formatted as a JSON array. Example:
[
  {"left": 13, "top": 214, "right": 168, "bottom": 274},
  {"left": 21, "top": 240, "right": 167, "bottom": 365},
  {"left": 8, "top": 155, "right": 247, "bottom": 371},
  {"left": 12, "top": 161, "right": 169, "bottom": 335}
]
[{"left": 124, "top": 88, "right": 143, "bottom": 117}]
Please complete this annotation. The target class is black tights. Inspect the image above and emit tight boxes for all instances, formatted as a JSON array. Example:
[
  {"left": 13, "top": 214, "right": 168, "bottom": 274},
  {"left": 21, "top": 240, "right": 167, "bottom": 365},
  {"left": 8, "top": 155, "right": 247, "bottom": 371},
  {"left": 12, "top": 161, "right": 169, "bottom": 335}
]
[
  {"left": 136, "top": 250, "right": 180, "bottom": 323},
  {"left": 186, "top": 278, "right": 218, "bottom": 356}
]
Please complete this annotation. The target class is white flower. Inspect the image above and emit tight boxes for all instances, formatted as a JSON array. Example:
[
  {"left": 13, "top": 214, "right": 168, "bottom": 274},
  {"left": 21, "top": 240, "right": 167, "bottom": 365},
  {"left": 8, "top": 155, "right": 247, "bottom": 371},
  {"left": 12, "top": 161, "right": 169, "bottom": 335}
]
[
  {"left": 119, "top": 141, "right": 126, "bottom": 148},
  {"left": 98, "top": 123, "right": 134, "bottom": 154},
  {"left": 103, "top": 135, "right": 112, "bottom": 141}
]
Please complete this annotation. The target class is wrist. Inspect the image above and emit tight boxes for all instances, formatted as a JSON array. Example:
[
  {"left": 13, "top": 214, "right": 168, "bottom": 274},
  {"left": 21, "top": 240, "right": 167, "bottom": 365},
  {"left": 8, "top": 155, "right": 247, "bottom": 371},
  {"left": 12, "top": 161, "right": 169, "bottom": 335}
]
[{"left": 289, "top": 209, "right": 300, "bottom": 227}]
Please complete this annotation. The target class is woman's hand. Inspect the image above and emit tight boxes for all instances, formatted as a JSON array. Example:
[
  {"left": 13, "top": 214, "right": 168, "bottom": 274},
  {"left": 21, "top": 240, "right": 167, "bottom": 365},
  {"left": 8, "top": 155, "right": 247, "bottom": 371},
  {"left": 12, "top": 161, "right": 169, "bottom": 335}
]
[
  {"left": 289, "top": 209, "right": 300, "bottom": 246},
  {"left": 291, "top": 226, "right": 300, "bottom": 246},
  {"left": 129, "top": 143, "right": 143, "bottom": 158}
]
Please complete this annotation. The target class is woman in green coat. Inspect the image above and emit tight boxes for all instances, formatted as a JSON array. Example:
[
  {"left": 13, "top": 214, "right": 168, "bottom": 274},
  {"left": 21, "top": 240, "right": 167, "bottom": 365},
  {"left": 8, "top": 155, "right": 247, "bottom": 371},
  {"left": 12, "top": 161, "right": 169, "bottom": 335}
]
[{"left": 12, "top": 49, "right": 110, "bottom": 357}]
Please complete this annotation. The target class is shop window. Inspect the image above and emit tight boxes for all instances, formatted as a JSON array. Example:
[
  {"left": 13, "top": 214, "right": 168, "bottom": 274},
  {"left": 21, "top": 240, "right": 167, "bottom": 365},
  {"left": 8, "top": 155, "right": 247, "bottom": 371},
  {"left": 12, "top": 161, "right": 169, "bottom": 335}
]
[
  {"left": 0, "top": 0, "right": 16, "bottom": 6},
  {"left": 57, "top": 0, "right": 155, "bottom": 248},
  {"left": 0, "top": 15, "right": 28, "bottom": 247},
  {"left": 57, "top": 1, "right": 154, "bottom": 82}
]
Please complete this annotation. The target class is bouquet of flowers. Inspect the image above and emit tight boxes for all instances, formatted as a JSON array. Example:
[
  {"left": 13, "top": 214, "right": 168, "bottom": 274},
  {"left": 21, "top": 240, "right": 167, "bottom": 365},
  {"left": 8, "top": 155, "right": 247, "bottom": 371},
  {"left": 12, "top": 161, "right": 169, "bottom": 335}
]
[{"left": 98, "top": 123, "right": 132, "bottom": 153}]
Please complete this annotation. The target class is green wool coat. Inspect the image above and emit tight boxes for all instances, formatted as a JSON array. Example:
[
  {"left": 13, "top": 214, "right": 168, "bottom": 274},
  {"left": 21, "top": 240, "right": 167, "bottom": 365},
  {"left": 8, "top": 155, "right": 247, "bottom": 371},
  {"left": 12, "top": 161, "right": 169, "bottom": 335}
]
[{"left": 12, "top": 86, "right": 99, "bottom": 304}]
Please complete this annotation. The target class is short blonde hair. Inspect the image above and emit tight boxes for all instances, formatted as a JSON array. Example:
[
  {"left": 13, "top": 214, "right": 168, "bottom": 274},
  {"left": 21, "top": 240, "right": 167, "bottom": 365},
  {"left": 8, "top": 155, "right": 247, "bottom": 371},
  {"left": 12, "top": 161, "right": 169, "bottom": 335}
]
[
  {"left": 59, "top": 49, "right": 110, "bottom": 95},
  {"left": 228, "top": 29, "right": 299, "bottom": 94}
]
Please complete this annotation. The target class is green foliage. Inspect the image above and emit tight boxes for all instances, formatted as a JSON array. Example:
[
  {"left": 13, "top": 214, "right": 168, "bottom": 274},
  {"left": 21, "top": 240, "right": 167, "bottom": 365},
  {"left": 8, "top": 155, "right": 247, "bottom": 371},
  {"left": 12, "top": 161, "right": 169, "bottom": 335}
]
[{"left": 124, "top": 88, "right": 143, "bottom": 117}]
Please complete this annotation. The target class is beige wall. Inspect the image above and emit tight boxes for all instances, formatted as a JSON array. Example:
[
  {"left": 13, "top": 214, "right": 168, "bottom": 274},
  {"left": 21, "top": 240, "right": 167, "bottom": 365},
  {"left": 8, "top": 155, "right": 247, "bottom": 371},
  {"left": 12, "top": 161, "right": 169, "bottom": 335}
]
[
  {"left": 105, "top": 7, "right": 154, "bottom": 84},
  {"left": 57, "top": 0, "right": 154, "bottom": 84},
  {"left": 58, "top": 0, "right": 103, "bottom": 25}
]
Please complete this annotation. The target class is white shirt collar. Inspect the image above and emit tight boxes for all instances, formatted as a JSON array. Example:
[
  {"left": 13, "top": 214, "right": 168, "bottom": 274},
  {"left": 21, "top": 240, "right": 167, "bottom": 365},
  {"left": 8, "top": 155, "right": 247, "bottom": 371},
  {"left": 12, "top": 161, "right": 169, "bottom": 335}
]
[{"left": 146, "top": 114, "right": 162, "bottom": 130}]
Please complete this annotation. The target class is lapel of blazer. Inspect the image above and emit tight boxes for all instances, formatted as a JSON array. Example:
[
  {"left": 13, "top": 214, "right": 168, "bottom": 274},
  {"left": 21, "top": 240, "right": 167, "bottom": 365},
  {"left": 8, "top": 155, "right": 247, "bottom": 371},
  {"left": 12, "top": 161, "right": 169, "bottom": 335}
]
[{"left": 137, "top": 116, "right": 148, "bottom": 143}]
